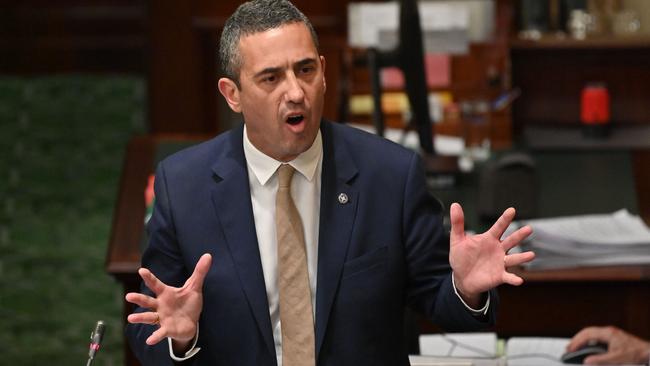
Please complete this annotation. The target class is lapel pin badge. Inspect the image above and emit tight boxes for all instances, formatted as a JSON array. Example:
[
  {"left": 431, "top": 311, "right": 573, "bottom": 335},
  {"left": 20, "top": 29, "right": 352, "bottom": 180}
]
[{"left": 338, "top": 193, "right": 348, "bottom": 204}]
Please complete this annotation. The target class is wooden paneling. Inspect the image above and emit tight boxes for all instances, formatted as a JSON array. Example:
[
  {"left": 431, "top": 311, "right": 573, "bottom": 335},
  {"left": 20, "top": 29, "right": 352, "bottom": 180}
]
[
  {"left": 146, "top": 1, "right": 210, "bottom": 134},
  {"left": 497, "top": 279, "right": 650, "bottom": 339},
  {"left": 634, "top": 150, "right": 650, "bottom": 223},
  {"left": 0, "top": 1, "right": 147, "bottom": 73}
]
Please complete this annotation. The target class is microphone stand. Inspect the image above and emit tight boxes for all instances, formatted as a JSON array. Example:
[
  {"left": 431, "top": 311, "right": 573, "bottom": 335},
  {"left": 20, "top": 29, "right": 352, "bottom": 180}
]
[{"left": 86, "top": 320, "right": 105, "bottom": 366}]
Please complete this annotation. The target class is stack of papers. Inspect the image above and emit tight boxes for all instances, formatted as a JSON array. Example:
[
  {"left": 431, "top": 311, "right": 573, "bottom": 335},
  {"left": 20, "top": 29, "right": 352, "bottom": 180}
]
[{"left": 508, "top": 209, "right": 650, "bottom": 270}]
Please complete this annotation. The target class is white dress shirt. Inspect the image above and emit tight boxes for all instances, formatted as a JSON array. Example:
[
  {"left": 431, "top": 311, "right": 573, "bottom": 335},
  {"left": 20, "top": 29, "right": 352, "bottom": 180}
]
[{"left": 243, "top": 127, "right": 323, "bottom": 366}]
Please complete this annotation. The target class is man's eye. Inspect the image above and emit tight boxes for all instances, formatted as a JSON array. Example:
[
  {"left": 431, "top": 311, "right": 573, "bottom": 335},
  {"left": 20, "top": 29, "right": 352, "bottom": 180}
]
[{"left": 301, "top": 66, "right": 315, "bottom": 74}]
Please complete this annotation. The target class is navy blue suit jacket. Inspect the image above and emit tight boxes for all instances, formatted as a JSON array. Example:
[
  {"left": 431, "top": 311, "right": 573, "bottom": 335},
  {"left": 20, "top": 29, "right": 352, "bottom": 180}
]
[{"left": 126, "top": 120, "right": 497, "bottom": 365}]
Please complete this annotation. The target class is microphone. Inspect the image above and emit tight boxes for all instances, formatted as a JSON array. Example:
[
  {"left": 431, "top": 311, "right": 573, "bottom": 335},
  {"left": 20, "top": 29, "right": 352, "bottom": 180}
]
[{"left": 87, "top": 320, "right": 106, "bottom": 366}]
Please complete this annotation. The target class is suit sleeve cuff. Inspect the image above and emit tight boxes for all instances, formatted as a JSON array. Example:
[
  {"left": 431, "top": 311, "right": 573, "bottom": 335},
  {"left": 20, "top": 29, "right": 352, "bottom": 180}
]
[
  {"left": 451, "top": 273, "right": 490, "bottom": 316},
  {"left": 167, "top": 323, "right": 201, "bottom": 361}
]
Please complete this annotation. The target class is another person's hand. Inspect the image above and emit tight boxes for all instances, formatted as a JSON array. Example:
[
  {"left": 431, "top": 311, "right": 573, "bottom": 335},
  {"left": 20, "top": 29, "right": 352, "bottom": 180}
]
[
  {"left": 567, "top": 326, "right": 650, "bottom": 365},
  {"left": 449, "top": 203, "right": 534, "bottom": 306},
  {"left": 125, "top": 253, "right": 212, "bottom": 352}
]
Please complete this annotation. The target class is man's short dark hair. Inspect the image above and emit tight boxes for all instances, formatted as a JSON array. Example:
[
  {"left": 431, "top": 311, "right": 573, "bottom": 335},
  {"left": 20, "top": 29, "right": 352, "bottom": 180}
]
[{"left": 218, "top": 0, "right": 319, "bottom": 85}]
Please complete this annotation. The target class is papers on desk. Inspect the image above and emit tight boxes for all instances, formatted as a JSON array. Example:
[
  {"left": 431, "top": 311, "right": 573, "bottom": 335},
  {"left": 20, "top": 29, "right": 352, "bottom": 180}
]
[
  {"left": 419, "top": 333, "right": 498, "bottom": 358},
  {"left": 508, "top": 209, "right": 650, "bottom": 270},
  {"left": 409, "top": 355, "right": 503, "bottom": 366},
  {"left": 505, "top": 337, "right": 568, "bottom": 366},
  {"left": 416, "top": 334, "right": 648, "bottom": 366},
  {"left": 416, "top": 333, "right": 565, "bottom": 365}
]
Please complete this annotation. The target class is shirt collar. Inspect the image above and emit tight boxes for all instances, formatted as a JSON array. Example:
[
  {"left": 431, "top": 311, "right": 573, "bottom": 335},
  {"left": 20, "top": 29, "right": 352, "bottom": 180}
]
[{"left": 243, "top": 125, "right": 322, "bottom": 186}]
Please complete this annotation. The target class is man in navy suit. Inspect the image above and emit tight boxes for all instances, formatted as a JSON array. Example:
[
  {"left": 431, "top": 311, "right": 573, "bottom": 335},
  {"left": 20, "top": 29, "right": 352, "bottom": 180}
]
[{"left": 125, "top": 1, "right": 535, "bottom": 365}]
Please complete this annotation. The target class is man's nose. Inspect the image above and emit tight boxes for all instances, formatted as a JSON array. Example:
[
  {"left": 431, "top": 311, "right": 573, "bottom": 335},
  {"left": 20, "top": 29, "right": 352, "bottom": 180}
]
[{"left": 284, "top": 73, "right": 305, "bottom": 103}]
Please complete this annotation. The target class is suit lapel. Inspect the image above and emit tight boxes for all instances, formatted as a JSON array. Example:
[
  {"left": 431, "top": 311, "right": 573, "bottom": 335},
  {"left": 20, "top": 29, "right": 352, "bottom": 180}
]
[
  {"left": 209, "top": 127, "right": 275, "bottom": 357},
  {"left": 315, "top": 122, "right": 359, "bottom": 358}
]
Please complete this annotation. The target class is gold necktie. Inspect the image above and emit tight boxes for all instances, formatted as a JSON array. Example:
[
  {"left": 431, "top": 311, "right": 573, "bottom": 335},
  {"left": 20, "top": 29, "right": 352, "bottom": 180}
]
[{"left": 276, "top": 164, "right": 315, "bottom": 366}]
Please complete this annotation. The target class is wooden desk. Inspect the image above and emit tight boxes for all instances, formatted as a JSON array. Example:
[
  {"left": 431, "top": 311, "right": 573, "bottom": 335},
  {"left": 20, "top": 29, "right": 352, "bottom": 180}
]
[
  {"left": 497, "top": 265, "right": 650, "bottom": 340},
  {"left": 107, "top": 135, "right": 650, "bottom": 365}
]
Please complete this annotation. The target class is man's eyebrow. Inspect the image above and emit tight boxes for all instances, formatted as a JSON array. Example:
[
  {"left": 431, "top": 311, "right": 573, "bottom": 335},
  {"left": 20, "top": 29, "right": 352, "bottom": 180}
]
[
  {"left": 253, "top": 66, "right": 281, "bottom": 79},
  {"left": 295, "top": 58, "right": 317, "bottom": 68},
  {"left": 252, "top": 58, "right": 318, "bottom": 79}
]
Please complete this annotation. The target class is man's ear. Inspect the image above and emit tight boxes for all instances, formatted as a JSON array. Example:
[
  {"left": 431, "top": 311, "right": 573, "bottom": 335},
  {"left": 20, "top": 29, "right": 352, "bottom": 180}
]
[
  {"left": 217, "top": 78, "right": 242, "bottom": 113},
  {"left": 320, "top": 55, "right": 327, "bottom": 92}
]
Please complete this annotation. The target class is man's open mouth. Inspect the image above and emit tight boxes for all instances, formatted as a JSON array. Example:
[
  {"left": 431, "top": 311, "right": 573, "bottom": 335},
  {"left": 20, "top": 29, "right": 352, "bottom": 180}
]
[{"left": 286, "top": 115, "right": 304, "bottom": 125}]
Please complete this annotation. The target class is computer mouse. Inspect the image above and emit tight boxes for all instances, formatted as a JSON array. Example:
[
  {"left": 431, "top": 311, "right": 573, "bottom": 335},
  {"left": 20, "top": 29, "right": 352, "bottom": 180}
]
[{"left": 560, "top": 342, "right": 608, "bottom": 364}]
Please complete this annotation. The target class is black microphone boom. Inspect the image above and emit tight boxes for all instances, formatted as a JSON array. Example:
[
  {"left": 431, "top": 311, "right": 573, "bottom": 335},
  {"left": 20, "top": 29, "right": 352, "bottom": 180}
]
[{"left": 87, "top": 320, "right": 106, "bottom": 366}]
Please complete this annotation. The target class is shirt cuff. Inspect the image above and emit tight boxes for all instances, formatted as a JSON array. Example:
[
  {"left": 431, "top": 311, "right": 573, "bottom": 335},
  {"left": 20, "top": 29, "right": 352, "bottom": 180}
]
[
  {"left": 451, "top": 273, "right": 490, "bottom": 316},
  {"left": 167, "top": 323, "right": 201, "bottom": 361}
]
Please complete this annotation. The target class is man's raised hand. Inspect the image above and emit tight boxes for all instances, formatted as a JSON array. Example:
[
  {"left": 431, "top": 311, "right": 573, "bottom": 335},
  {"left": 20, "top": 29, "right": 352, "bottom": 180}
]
[
  {"left": 125, "top": 253, "right": 212, "bottom": 349},
  {"left": 448, "top": 203, "right": 534, "bottom": 301}
]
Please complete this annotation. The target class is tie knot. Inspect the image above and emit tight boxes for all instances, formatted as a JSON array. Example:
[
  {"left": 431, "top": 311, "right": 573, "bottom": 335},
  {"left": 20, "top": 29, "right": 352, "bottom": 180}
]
[{"left": 277, "top": 164, "right": 295, "bottom": 188}]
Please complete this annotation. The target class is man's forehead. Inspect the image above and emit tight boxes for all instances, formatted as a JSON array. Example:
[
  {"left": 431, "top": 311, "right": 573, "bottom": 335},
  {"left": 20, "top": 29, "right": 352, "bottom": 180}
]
[
  {"left": 238, "top": 24, "right": 318, "bottom": 72},
  {"left": 238, "top": 22, "right": 316, "bottom": 51}
]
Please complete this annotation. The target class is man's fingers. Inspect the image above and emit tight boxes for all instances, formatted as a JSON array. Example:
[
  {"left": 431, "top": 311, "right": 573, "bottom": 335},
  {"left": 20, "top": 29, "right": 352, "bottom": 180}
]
[
  {"left": 125, "top": 292, "right": 157, "bottom": 309},
  {"left": 501, "top": 272, "right": 524, "bottom": 286},
  {"left": 501, "top": 225, "right": 533, "bottom": 252},
  {"left": 127, "top": 311, "right": 160, "bottom": 325},
  {"left": 449, "top": 203, "right": 465, "bottom": 244},
  {"left": 567, "top": 326, "right": 613, "bottom": 351},
  {"left": 146, "top": 328, "right": 167, "bottom": 346},
  {"left": 567, "top": 327, "right": 600, "bottom": 351},
  {"left": 583, "top": 353, "right": 615, "bottom": 365},
  {"left": 186, "top": 253, "right": 213, "bottom": 291},
  {"left": 487, "top": 207, "right": 516, "bottom": 240},
  {"left": 139, "top": 267, "right": 166, "bottom": 295},
  {"left": 504, "top": 251, "right": 535, "bottom": 268}
]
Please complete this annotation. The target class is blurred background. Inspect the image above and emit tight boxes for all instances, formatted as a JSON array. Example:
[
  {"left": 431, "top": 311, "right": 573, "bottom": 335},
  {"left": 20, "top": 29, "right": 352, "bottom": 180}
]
[
  {"left": 1, "top": 2, "right": 149, "bottom": 364},
  {"left": 0, "top": 75, "right": 144, "bottom": 365},
  {"left": 2, "top": 1, "right": 649, "bottom": 365}
]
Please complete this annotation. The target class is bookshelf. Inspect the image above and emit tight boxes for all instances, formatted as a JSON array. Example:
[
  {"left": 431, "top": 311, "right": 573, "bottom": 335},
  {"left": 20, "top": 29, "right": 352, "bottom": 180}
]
[
  {"left": 511, "top": 33, "right": 650, "bottom": 130},
  {"left": 341, "top": 0, "right": 515, "bottom": 150}
]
